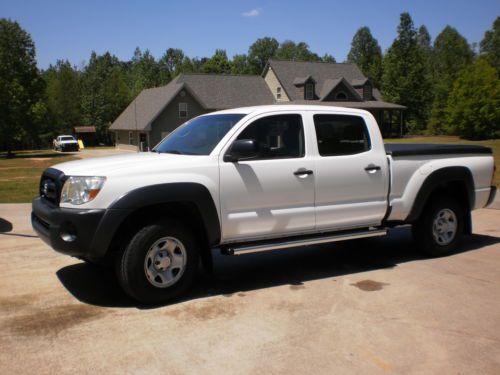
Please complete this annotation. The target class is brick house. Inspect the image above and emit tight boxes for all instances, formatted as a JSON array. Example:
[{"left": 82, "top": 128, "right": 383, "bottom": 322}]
[{"left": 110, "top": 59, "right": 405, "bottom": 150}]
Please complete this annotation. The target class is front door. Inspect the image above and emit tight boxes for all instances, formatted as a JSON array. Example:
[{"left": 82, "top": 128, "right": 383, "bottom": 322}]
[{"left": 219, "top": 113, "right": 315, "bottom": 242}]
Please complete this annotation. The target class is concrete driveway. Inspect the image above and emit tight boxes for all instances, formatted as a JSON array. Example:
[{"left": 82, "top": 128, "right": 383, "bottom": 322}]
[{"left": 0, "top": 203, "right": 499, "bottom": 374}]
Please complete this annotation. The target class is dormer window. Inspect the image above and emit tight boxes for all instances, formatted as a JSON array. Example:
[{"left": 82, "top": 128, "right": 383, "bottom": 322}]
[
  {"left": 276, "top": 87, "right": 281, "bottom": 99},
  {"left": 363, "top": 83, "right": 372, "bottom": 100},
  {"left": 305, "top": 83, "right": 314, "bottom": 100},
  {"left": 335, "top": 92, "right": 347, "bottom": 101}
]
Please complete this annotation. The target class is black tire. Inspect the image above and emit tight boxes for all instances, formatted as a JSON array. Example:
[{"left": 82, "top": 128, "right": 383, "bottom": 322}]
[
  {"left": 412, "top": 195, "right": 464, "bottom": 257},
  {"left": 116, "top": 220, "right": 199, "bottom": 304}
]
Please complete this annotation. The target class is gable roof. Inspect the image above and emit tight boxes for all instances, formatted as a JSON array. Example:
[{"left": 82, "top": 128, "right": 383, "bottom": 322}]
[
  {"left": 293, "top": 75, "right": 316, "bottom": 85},
  {"left": 319, "top": 77, "right": 362, "bottom": 101},
  {"left": 266, "top": 59, "right": 368, "bottom": 101},
  {"left": 177, "top": 74, "right": 275, "bottom": 109},
  {"left": 110, "top": 74, "right": 275, "bottom": 131},
  {"left": 110, "top": 79, "right": 187, "bottom": 131}
]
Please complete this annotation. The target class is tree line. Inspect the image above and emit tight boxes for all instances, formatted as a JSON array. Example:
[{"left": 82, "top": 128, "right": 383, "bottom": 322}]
[{"left": 1, "top": 13, "right": 499, "bottom": 154}]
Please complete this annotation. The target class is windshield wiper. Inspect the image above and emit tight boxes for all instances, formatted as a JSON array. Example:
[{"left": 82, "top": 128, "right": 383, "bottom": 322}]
[{"left": 161, "top": 149, "right": 182, "bottom": 154}]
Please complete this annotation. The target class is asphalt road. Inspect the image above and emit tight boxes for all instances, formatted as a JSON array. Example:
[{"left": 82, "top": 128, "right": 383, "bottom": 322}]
[{"left": 0, "top": 202, "right": 499, "bottom": 374}]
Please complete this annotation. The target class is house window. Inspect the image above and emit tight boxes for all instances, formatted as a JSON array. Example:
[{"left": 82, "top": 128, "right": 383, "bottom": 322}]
[
  {"left": 128, "top": 131, "right": 134, "bottom": 145},
  {"left": 179, "top": 103, "right": 188, "bottom": 118},
  {"left": 363, "top": 84, "right": 372, "bottom": 100},
  {"left": 335, "top": 92, "right": 348, "bottom": 101},
  {"left": 276, "top": 87, "right": 281, "bottom": 99},
  {"left": 305, "top": 83, "right": 314, "bottom": 100}
]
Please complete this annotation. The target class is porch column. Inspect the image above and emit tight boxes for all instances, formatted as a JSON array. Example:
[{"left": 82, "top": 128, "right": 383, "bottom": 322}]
[{"left": 399, "top": 110, "right": 404, "bottom": 137}]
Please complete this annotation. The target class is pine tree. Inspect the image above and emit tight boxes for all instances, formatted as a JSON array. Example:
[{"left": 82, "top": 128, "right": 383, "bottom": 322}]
[
  {"left": 382, "top": 13, "right": 432, "bottom": 133},
  {"left": 347, "top": 27, "right": 383, "bottom": 87},
  {"left": 480, "top": 16, "right": 500, "bottom": 72},
  {"left": 43, "top": 60, "right": 82, "bottom": 136},
  {"left": 428, "top": 26, "right": 473, "bottom": 134}
]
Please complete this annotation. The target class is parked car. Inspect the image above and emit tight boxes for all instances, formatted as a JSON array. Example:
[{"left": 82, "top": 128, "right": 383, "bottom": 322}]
[
  {"left": 32, "top": 105, "right": 497, "bottom": 303},
  {"left": 53, "top": 135, "right": 79, "bottom": 152}
]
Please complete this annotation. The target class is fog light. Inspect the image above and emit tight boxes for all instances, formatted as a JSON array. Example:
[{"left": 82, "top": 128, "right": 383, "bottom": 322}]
[{"left": 60, "top": 222, "right": 77, "bottom": 242}]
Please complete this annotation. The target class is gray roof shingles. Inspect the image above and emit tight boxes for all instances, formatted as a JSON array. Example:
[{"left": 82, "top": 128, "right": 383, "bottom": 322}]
[
  {"left": 268, "top": 59, "right": 369, "bottom": 101},
  {"left": 111, "top": 74, "right": 275, "bottom": 131}
]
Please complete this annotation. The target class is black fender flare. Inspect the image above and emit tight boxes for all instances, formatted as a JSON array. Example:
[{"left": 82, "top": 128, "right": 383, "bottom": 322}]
[
  {"left": 109, "top": 183, "right": 221, "bottom": 246},
  {"left": 405, "top": 166, "right": 475, "bottom": 228}
]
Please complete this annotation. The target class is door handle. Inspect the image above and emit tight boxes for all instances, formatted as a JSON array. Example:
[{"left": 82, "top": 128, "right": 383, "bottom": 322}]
[
  {"left": 364, "top": 164, "right": 381, "bottom": 172},
  {"left": 294, "top": 169, "right": 313, "bottom": 176}
]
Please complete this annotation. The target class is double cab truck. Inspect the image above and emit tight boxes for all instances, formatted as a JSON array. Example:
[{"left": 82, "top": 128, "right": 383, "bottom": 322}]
[
  {"left": 53, "top": 135, "right": 79, "bottom": 152},
  {"left": 32, "top": 105, "right": 497, "bottom": 303}
]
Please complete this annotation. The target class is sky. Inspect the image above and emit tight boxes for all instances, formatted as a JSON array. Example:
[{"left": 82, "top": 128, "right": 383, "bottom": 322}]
[{"left": 2, "top": 0, "right": 499, "bottom": 70}]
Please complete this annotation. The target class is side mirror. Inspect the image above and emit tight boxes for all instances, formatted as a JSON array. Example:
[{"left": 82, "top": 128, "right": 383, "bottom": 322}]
[{"left": 224, "top": 139, "right": 260, "bottom": 162}]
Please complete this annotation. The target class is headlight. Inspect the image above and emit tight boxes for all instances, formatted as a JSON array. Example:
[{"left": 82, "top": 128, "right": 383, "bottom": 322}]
[{"left": 60, "top": 176, "right": 106, "bottom": 205}]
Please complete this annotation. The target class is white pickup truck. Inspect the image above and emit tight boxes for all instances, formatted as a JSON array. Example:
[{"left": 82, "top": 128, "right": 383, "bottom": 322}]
[
  {"left": 53, "top": 135, "right": 79, "bottom": 152},
  {"left": 32, "top": 105, "right": 496, "bottom": 303}
]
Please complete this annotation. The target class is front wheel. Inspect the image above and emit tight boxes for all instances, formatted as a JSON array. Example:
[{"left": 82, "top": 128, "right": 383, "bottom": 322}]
[
  {"left": 412, "top": 195, "right": 464, "bottom": 256},
  {"left": 117, "top": 220, "right": 199, "bottom": 304}
]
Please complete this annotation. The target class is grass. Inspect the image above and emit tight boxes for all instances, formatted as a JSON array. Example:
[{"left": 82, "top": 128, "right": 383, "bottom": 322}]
[
  {"left": 0, "top": 150, "right": 77, "bottom": 203},
  {"left": 387, "top": 136, "right": 499, "bottom": 187}
]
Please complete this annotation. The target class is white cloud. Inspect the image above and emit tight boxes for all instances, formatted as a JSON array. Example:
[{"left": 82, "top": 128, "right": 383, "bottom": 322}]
[{"left": 241, "top": 8, "right": 261, "bottom": 17}]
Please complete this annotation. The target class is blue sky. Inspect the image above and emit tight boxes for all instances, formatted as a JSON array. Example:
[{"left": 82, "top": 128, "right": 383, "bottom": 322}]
[{"left": 2, "top": 0, "right": 499, "bottom": 69}]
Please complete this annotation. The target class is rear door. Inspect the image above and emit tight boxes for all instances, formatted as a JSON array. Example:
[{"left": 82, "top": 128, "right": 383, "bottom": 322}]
[
  {"left": 311, "top": 112, "right": 389, "bottom": 230},
  {"left": 219, "top": 112, "right": 316, "bottom": 242}
]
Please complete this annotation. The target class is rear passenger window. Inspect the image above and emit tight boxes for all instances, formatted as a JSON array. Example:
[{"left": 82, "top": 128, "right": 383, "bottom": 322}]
[{"left": 313, "top": 114, "right": 371, "bottom": 156}]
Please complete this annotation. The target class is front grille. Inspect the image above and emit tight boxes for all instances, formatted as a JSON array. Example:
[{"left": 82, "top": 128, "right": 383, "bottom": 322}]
[{"left": 39, "top": 168, "right": 65, "bottom": 206}]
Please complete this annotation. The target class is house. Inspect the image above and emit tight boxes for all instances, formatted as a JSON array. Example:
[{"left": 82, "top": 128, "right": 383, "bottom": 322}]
[{"left": 110, "top": 59, "right": 405, "bottom": 150}]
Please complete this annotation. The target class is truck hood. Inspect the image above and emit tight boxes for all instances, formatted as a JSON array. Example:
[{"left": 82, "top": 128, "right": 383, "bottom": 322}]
[{"left": 51, "top": 152, "right": 210, "bottom": 176}]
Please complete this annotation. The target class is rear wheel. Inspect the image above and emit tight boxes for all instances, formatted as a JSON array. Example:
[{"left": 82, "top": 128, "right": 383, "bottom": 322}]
[
  {"left": 412, "top": 195, "right": 464, "bottom": 256},
  {"left": 116, "top": 220, "right": 199, "bottom": 304}
]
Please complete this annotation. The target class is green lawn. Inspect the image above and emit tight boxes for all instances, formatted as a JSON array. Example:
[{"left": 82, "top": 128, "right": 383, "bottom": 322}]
[
  {"left": 387, "top": 136, "right": 499, "bottom": 187},
  {"left": 0, "top": 150, "right": 77, "bottom": 203}
]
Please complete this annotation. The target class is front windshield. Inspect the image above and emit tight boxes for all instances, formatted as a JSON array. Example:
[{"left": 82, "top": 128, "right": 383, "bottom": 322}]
[
  {"left": 154, "top": 113, "right": 246, "bottom": 155},
  {"left": 61, "top": 136, "right": 75, "bottom": 141}
]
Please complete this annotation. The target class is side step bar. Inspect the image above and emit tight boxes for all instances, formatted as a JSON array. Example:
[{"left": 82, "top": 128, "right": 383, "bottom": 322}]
[{"left": 222, "top": 228, "right": 387, "bottom": 255}]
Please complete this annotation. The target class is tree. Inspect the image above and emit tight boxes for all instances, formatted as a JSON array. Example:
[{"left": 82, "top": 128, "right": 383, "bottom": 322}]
[
  {"left": 231, "top": 54, "right": 252, "bottom": 74},
  {"left": 445, "top": 59, "right": 500, "bottom": 139},
  {"left": 347, "top": 27, "right": 383, "bottom": 87},
  {"left": 417, "top": 25, "right": 432, "bottom": 53},
  {"left": 129, "top": 48, "right": 160, "bottom": 96},
  {"left": 480, "top": 16, "right": 500, "bottom": 72},
  {"left": 321, "top": 53, "right": 336, "bottom": 63},
  {"left": 275, "top": 40, "right": 321, "bottom": 62},
  {"left": 202, "top": 49, "right": 232, "bottom": 74},
  {"left": 0, "top": 19, "right": 45, "bottom": 154},
  {"left": 43, "top": 60, "right": 82, "bottom": 136},
  {"left": 80, "top": 51, "right": 130, "bottom": 143},
  {"left": 428, "top": 26, "right": 473, "bottom": 133},
  {"left": 158, "top": 48, "right": 185, "bottom": 81},
  {"left": 382, "top": 12, "right": 432, "bottom": 133},
  {"left": 248, "top": 37, "right": 279, "bottom": 74}
]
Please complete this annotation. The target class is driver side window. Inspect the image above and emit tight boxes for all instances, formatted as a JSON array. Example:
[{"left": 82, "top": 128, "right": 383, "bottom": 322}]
[{"left": 236, "top": 114, "right": 305, "bottom": 160}]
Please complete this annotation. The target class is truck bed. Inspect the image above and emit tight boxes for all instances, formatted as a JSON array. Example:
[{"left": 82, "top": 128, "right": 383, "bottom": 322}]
[{"left": 385, "top": 143, "right": 492, "bottom": 157}]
